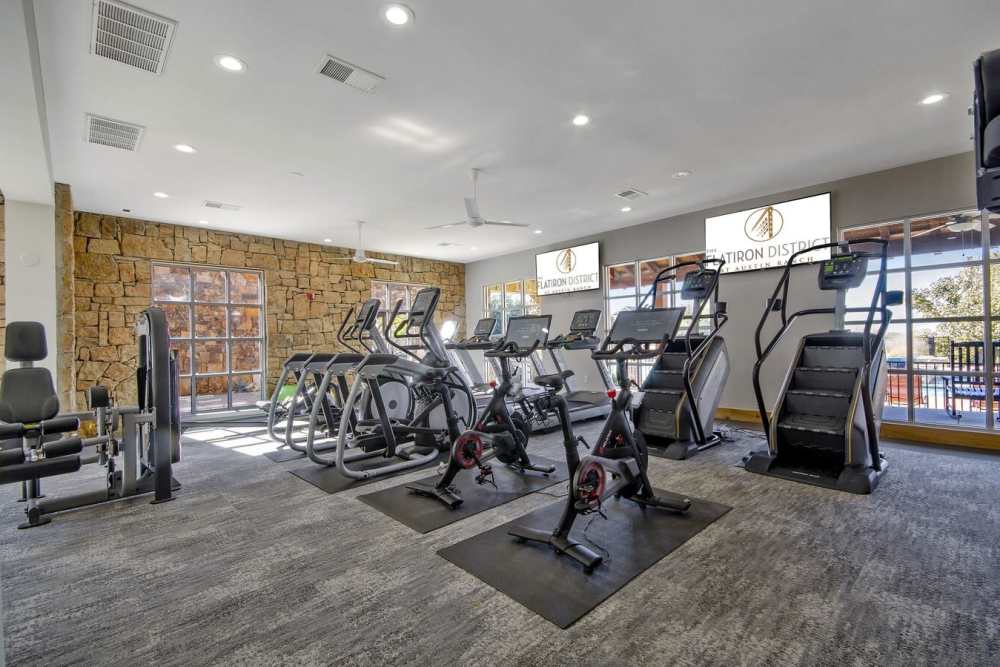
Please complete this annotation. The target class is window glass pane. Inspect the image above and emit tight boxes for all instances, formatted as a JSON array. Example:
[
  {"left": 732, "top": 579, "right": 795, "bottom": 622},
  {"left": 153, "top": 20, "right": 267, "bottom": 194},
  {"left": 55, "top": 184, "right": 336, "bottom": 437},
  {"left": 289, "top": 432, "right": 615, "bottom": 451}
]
[
  {"left": 195, "top": 376, "right": 228, "bottom": 411},
  {"left": 485, "top": 284, "right": 503, "bottom": 312},
  {"left": 229, "top": 272, "right": 261, "bottom": 304},
  {"left": 910, "top": 265, "right": 984, "bottom": 320},
  {"left": 674, "top": 253, "right": 706, "bottom": 281},
  {"left": 152, "top": 265, "right": 191, "bottom": 301},
  {"left": 989, "top": 212, "right": 1000, "bottom": 258},
  {"left": 607, "top": 297, "right": 636, "bottom": 325},
  {"left": 389, "top": 283, "right": 408, "bottom": 311},
  {"left": 171, "top": 341, "right": 192, "bottom": 375},
  {"left": 910, "top": 212, "right": 984, "bottom": 267},
  {"left": 883, "top": 371, "right": 909, "bottom": 422},
  {"left": 231, "top": 341, "right": 261, "bottom": 372},
  {"left": 845, "top": 271, "right": 905, "bottom": 315},
  {"left": 407, "top": 285, "right": 427, "bottom": 309},
  {"left": 915, "top": 370, "right": 987, "bottom": 429},
  {"left": 177, "top": 377, "right": 192, "bottom": 414},
  {"left": 231, "top": 374, "right": 262, "bottom": 407},
  {"left": 523, "top": 279, "right": 539, "bottom": 309},
  {"left": 194, "top": 269, "right": 227, "bottom": 302},
  {"left": 841, "top": 221, "right": 905, "bottom": 270},
  {"left": 230, "top": 306, "right": 261, "bottom": 338},
  {"left": 371, "top": 281, "right": 387, "bottom": 304},
  {"left": 847, "top": 322, "right": 908, "bottom": 368},
  {"left": 607, "top": 263, "right": 636, "bottom": 298},
  {"left": 194, "top": 305, "right": 228, "bottom": 338},
  {"left": 910, "top": 320, "right": 986, "bottom": 375},
  {"left": 504, "top": 281, "right": 523, "bottom": 311},
  {"left": 195, "top": 340, "right": 228, "bottom": 373},
  {"left": 160, "top": 303, "right": 191, "bottom": 338}
]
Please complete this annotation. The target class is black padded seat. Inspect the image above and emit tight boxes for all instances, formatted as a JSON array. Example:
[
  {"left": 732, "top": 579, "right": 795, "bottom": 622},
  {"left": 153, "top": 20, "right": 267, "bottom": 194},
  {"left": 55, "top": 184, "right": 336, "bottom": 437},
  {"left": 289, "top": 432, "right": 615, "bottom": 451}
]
[
  {"left": 533, "top": 373, "right": 566, "bottom": 391},
  {"left": 986, "top": 115, "right": 1000, "bottom": 168}
]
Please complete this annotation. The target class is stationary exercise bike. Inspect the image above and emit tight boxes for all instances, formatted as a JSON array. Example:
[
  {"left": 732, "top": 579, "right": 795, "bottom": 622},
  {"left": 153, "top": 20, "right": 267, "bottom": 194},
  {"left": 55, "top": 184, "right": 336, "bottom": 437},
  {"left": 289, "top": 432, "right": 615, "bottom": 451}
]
[
  {"left": 407, "top": 315, "right": 556, "bottom": 509},
  {"left": 509, "top": 307, "right": 692, "bottom": 573}
]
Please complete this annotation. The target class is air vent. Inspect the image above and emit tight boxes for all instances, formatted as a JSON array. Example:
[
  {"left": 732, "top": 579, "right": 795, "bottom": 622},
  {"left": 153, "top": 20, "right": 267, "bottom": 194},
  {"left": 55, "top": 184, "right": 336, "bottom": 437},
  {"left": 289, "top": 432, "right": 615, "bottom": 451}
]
[
  {"left": 616, "top": 188, "right": 648, "bottom": 201},
  {"left": 317, "top": 55, "right": 385, "bottom": 94},
  {"left": 86, "top": 113, "right": 145, "bottom": 151},
  {"left": 203, "top": 201, "right": 242, "bottom": 212},
  {"left": 90, "top": 0, "right": 176, "bottom": 75}
]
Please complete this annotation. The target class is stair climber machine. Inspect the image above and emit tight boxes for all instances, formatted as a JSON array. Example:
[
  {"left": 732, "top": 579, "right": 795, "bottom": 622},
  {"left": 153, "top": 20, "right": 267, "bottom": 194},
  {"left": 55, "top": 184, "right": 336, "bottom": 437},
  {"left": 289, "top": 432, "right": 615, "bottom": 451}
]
[
  {"left": 973, "top": 48, "right": 1000, "bottom": 214},
  {"left": 633, "top": 259, "right": 730, "bottom": 460},
  {"left": 0, "top": 308, "right": 181, "bottom": 528},
  {"left": 508, "top": 307, "right": 693, "bottom": 573},
  {"left": 407, "top": 315, "right": 557, "bottom": 508},
  {"left": 744, "top": 239, "right": 903, "bottom": 494},
  {"left": 311, "top": 287, "right": 476, "bottom": 481},
  {"left": 535, "top": 309, "right": 614, "bottom": 424}
]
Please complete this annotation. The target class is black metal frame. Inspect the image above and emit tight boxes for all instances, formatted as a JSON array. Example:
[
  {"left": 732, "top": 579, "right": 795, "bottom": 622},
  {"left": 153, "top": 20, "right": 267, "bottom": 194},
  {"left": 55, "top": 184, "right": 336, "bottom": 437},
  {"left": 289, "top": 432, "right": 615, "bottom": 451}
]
[{"left": 751, "top": 239, "right": 893, "bottom": 469}]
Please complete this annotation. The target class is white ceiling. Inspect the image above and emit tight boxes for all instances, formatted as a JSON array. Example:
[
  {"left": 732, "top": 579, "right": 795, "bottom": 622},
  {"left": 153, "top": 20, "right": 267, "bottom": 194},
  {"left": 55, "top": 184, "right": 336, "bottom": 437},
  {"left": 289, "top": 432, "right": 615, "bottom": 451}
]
[{"left": 29, "top": 0, "right": 1000, "bottom": 262}]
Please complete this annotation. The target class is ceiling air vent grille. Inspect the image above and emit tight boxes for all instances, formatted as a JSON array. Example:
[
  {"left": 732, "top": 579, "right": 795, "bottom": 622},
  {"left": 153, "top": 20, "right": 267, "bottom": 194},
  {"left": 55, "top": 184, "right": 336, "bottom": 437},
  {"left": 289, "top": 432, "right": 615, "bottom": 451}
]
[
  {"left": 90, "top": 0, "right": 177, "bottom": 74},
  {"left": 86, "top": 113, "right": 145, "bottom": 151},
  {"left": 203, "top": 201, "right": 242, "bottom": 212},
  {"left": 616, "top": 188, "right": 648, "bottom": 201},
  {"left": 317, "top": 55, "right": 385, "bottom": 94}
]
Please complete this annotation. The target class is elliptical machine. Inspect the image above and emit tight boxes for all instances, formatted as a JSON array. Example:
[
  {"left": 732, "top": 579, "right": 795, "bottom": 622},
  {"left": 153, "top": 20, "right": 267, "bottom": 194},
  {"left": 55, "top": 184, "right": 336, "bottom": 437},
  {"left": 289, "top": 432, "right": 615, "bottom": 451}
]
[
  {"left": 407, "top": 315, "right": 556, "bottom": 509},
  {"left": 509, "top": 307, "right": 693, "bottom": 573},
  {"left": 744, "top": 239, "right": 902, "bottom": 493}
]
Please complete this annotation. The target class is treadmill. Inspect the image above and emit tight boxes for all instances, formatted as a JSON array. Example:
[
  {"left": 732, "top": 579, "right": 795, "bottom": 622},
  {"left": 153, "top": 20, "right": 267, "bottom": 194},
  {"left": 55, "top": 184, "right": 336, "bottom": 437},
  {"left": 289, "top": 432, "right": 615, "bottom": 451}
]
[{"left": 537, "top": 309, "right": 613, "bottom": 422}]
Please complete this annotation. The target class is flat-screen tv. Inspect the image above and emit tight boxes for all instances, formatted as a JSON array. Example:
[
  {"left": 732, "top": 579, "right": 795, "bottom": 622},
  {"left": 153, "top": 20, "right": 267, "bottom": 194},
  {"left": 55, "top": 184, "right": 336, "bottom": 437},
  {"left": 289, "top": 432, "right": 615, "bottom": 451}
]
[
  {"left": 705, "top": 192, "right": 832, "bottom": 274},
  {"left": 536, "top": 242, "right": 600, "bottom": 296}
]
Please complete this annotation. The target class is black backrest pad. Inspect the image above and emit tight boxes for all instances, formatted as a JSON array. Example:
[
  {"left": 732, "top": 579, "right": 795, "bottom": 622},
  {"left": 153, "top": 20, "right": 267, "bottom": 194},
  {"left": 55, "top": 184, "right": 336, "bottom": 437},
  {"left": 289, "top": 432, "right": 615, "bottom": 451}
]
[
  {"left": 5, "top": 322, "right": 47, "bottom": 362},
  {"left": 0, "top": 368, "right": 60, "bottom": 423},
  {"left": 983, "top": 49, "right": 1000, "bottom": 123}
]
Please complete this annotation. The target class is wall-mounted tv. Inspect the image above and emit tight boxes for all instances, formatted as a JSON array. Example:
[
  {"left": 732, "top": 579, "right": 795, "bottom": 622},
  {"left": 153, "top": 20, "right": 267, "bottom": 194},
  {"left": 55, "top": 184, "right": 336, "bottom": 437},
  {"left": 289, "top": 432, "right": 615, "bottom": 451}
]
[
  {"left": 705, "top": 192, "right": 832, "bottom": 274},
  {"left": 536, "top": 242, "right": 600, "bottom": 296}
]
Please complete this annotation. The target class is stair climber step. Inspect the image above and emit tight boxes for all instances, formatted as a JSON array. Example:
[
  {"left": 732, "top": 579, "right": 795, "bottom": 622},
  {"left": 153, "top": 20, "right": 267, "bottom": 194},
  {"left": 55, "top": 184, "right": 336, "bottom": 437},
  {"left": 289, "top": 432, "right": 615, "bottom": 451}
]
[
  {"left": 643, "top": 368, "right": 687, "bottom": 391},
  {"left": 800, "top": 345, "right": 866, "bottom": 369},
  {"left": 784, "top": 388, "right": 852, "bottom": 418},
  {"left": 778, "top": 412, "right": 845, "bottom": 435},
  {"left": 793, "top": 366, "right": 857, "bottom": 393},
  {"left": 655, "top": 352, "right": 689, "bottom": 371}
]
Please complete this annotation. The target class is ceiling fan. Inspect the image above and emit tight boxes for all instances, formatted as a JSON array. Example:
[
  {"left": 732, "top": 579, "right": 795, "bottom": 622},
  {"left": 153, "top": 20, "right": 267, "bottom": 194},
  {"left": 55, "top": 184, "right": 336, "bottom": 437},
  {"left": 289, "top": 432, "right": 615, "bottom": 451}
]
[
  {"left": 426, "top": 168, "right": 530, "bottom": 231},
  {"left": 342, "top": 221, "right": 399, "bottom": 266}
]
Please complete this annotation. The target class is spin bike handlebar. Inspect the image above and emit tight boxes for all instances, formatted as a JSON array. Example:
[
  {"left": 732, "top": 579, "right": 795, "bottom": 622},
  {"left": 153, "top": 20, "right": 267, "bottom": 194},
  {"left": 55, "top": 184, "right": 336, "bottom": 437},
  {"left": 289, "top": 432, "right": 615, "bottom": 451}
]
[
  {"left": 592, "top": 336, "right": 669, "bottom": 361},
  {"left": 484, "top": 339, "right": 543, "bottom": 359}
]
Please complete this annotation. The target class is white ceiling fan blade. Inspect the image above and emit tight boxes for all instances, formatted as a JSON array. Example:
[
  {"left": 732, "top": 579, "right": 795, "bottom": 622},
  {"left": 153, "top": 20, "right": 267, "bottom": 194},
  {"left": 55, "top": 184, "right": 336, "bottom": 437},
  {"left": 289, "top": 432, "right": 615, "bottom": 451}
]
[
  {"left": 368, "top": 257, "right": 400, "bottom": 266},
  {"left": 464, "top": 197, "right": 481, "bottom": 221},
  {"left": 425, "top": 221, "right": 469, "bottom": 230},
  {"left": 482, "top": 220, "right": 530, "bottom": 227}
]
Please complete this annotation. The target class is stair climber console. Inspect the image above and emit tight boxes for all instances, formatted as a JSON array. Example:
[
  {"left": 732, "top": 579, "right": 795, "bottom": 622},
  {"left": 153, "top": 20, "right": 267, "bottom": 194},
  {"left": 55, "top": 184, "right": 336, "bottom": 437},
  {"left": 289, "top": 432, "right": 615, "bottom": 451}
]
[
  {"left": 539, "top": 309, "right": 614, "bottom": 423},
  {"left": 633, "top": 259, "right": 731, "bottom": 460},
  {"left": 744, "top": 239, "right": 904, "bottom": 494}
]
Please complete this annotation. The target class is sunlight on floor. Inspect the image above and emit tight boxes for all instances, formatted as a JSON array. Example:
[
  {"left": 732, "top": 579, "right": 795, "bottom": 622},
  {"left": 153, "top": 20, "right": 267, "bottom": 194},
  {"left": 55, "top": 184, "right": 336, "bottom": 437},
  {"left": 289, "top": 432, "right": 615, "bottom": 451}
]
[{"left": 182, "top": 426, "right": 338, "bottom": 457}]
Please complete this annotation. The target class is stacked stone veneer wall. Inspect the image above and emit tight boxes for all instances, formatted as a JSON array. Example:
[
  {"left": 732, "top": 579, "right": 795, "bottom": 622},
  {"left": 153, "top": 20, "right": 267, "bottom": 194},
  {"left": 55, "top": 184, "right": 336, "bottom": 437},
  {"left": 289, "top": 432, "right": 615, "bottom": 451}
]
[
  {"left": 73, "top": 212, "right": 465, "bottom": 408},
  {"left": 55, "top": 184, "right": 76, "bottom": 409}
]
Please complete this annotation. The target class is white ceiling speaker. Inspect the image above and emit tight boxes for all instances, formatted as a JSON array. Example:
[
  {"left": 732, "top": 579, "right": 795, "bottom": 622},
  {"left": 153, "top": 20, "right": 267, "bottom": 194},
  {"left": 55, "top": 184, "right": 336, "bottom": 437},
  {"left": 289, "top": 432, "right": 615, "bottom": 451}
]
[{"left": 426, "top": 168, "right": 530, "bottom": 231}]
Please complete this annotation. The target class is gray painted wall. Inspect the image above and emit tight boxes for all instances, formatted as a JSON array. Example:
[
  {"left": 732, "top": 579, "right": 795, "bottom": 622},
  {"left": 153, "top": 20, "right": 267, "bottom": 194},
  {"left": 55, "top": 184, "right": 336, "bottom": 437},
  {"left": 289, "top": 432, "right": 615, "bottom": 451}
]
[{"left": 464, "top": 152, "right": 977, "bottom": 411}]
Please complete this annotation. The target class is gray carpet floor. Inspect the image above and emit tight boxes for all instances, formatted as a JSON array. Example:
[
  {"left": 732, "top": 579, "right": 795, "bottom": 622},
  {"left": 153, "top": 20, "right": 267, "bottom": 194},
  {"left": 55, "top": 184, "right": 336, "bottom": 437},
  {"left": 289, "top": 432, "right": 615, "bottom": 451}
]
[{"left": 1, "top": 421, "right": 998, "bottom": 666}]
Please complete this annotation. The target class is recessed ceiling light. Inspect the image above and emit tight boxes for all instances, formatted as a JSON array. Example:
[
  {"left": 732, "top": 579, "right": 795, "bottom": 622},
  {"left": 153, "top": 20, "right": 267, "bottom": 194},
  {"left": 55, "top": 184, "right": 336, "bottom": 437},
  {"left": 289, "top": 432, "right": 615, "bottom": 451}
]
[
  {"left": 533, "top": 229, "right": 543, "bottom": 234},
  {"left": 920, "top": 93, "right": 948, "bottom": 105},
  {"left": 672, "top": 170, "right": 692, "bottom": 179},
  {"left": 214, "top": 55, "right": 246, "bottom": 72},
  {"left": 383, "top": 3, "right": 414, "bottom": 25},
  {"left": 199, "top": 220, "right": 209, "bottom": 225},
  {"left": 572, "top": 114, "right": 590, "bottom": 127},
  {"left": 620, "top": 206, "right": 632, "bottom": 213},
  {"left": 323, "top": 238, "right": 333, "bottom": 243},
  {"left": 174, "top": 144, "right": 197, "bottom": 153},
  {"left": 290, "top": 171, "right": 304, "bottom": 177},
  {"left": 471, "top": 246, "right": 478, "bottom": 251},
  {"left": 153, "top": 191, "right": 169, "bottom": 198}
]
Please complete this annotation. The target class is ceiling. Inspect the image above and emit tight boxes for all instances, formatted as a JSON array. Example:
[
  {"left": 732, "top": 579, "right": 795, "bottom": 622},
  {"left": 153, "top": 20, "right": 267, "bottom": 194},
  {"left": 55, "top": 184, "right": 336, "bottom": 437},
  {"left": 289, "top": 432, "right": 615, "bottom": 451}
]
[{"left": 29, "top": 0, "right": 1000, "bottom": 262}]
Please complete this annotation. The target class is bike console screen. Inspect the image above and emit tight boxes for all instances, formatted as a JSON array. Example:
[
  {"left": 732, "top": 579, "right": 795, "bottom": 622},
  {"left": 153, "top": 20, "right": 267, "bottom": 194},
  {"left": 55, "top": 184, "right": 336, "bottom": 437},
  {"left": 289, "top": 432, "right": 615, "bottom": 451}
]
[
  {"left": 608, "top": 307, "right": 684, "bottom": 344},
  {"left": 569, "top": 309, "right": 602, "bottom": 335},
  {"left": 818, "top": 253, "right": 867, "bottom": 291},
  {"left": 504, "top": 315, "right": 552, "bottom": 350}
]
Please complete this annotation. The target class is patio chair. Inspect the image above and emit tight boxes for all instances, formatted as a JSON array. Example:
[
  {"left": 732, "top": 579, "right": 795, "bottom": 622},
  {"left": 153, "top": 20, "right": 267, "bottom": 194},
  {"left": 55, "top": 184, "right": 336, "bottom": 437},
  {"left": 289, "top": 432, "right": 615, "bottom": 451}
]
[{"left": 942, "top": 340, "right": 1000, "bottom": 421}]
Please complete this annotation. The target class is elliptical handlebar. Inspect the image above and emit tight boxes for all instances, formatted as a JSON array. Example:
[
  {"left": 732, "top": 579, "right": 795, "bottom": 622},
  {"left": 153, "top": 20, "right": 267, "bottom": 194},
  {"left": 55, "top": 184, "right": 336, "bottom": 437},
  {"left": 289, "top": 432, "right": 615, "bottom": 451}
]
[{"left": 336, "top": 305, "right": 361, "bottom": 353}]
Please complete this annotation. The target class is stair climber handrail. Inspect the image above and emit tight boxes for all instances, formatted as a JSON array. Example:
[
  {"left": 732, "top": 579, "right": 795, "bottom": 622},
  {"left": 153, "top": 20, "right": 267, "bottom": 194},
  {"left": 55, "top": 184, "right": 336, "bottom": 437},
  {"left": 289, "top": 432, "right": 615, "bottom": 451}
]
[{"left": 753, "top": 238, "right": 889, "bottom": 443}]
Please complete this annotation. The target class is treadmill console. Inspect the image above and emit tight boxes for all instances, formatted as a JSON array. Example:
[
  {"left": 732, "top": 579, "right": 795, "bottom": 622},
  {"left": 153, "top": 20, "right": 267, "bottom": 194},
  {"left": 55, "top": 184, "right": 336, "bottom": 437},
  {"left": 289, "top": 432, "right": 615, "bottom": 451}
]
[
  {"left": 818, "top": 253, "right": 867, "bottom": 290},
  {"left": 608, "top": 307, "right": 684, "bottom": 344},
  {"left": 472, "top": 317, "right": 497, "bottom": 340},
  {"left": 504, "top": 315, "right": 552, "bottom": 350},
  {"left": 569, "top": 309, "right": 602, "bottom": 335},
  {"left": 680, "top": 269, "right": 717, "bottom": 300}
]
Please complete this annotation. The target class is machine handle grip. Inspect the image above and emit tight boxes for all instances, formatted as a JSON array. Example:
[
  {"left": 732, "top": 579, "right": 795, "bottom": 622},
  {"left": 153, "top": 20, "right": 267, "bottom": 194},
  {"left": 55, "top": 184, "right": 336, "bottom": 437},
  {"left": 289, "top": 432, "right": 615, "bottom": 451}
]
[
  {"left": 0, "top": 423, "right": 26, "bottom": 439},
  {"left": 43, "top": 437, "right": 84, "bottom": 458},
  {"left": 40, "top": 417, "right": 80, "bottom": 435}
]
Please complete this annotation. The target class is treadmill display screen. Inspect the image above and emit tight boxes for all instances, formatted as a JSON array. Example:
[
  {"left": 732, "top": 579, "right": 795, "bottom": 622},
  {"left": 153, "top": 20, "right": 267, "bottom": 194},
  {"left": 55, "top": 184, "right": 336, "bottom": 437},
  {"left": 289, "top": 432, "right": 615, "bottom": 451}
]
[
  {"left": 408, "top": 288, "right": 440, "bottom": 325},
  {"left": 608, "top": 308, "right": 684, "bottom": 344},
  {"left": 504, "top": 315, "right": 552, "bottom": 349},
  {"left": 473, "top": 318, "right": 497, "bottom": 336},
  {"left": 569, "top": 309, "right": 602, "bottom": 334}
]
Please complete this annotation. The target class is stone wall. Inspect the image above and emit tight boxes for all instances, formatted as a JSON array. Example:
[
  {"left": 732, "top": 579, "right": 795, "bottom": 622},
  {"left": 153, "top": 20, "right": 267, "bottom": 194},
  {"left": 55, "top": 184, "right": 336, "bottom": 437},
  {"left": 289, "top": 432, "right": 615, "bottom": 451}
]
[
  {"left": 73, "top": 211, "right": 465, "bottom": 408},
  {"left": 54, "top": 184, "right": 75, "bottom": 408}
]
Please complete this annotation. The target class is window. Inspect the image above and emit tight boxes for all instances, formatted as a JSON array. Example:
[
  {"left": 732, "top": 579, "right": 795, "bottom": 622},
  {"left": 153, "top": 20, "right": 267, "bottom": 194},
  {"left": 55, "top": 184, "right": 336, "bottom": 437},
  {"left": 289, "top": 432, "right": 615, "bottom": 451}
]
[
  {"left": 372, "top": 280, "right": 431, "bottom": 344},
  {"left": 841, "top": 209, "right": 1000, "bottom": 429},
  {"left": 603, "top": 252, "right": 706, "bottom": 385},
  {"left": 152, "top": 263, "right": 265, "bottom": 414},
  {"left": 481, "top": 278, "right": 542, "bottom": 382}
]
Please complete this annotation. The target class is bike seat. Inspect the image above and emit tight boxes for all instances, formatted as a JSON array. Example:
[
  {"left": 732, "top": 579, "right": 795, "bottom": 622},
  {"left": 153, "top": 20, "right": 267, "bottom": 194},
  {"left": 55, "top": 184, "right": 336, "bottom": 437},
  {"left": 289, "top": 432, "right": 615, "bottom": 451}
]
[{"left": 534, "top": 373, "right": 567, "bottom": 390}]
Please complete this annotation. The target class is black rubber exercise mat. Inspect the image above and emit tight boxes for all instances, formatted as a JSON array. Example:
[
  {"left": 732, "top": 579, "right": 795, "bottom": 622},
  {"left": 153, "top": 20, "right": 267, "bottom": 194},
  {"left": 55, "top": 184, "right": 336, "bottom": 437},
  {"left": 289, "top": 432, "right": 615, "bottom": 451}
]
[
  {"left": 289, "top": 455, "right": 440, "bottom": 494},
  {"left": 357, "top": 455, "right": 569, "bottom": 533},
  {"left": 438, "top": 492, "right": 731, "bottom": 628}
]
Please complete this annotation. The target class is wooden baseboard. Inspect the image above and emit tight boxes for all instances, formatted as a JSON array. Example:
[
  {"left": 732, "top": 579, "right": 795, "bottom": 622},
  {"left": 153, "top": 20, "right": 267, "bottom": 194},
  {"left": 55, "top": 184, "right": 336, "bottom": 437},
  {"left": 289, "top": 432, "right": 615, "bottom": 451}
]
[{"left": 716, "top": 406, "right": 1000, "bottom": 453}]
